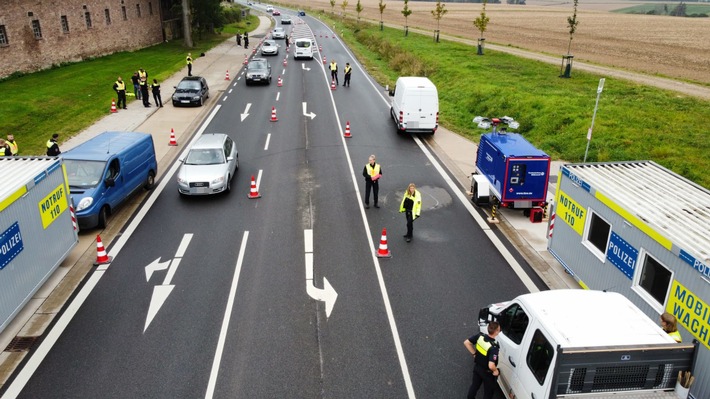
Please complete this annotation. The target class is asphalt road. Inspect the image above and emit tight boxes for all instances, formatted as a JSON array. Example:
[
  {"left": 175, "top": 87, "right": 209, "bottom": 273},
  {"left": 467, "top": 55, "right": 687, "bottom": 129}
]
[{"left": 5, "top": 10, "right": 545, "bottom": 399}]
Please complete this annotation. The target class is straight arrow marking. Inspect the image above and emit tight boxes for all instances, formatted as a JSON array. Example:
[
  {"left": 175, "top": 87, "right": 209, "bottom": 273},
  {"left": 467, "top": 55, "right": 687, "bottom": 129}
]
[
  {"left": 144, "top": 285, "right": 174, "bottom": 332},
  {"left": 175, "top": 233, "right": 193, "bottom": 258},
  {"left": 240, "top": 103, "right": 252, "bottom": 122}
]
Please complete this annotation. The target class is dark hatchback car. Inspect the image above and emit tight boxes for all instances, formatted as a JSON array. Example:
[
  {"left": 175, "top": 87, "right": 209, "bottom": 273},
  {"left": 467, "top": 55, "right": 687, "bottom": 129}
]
[
  {"left": 245, "top": 59, "right": 272, "bottom": 85},
  {"left": 172, "top": 76, "right": 210, "bottom": 106}
]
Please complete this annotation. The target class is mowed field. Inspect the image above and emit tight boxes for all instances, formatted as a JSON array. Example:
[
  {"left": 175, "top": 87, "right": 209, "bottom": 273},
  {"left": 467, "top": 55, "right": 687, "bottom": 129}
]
[{"left": 287, "top": 0, "right": 710, "bottom": 84}]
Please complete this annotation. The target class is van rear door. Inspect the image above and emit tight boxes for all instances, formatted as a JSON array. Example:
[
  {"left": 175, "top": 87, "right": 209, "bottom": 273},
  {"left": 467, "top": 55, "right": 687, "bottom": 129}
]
[{"left": 417, "top": 89, "right": 438, "bottom": 129}]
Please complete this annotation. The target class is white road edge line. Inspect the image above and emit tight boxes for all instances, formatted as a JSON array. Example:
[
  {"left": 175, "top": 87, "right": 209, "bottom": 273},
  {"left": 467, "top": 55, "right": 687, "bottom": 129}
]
[
  {"left": 264, "top": 133, "right": 271, "bottom": 151},
  {"left": 309, "top": 20, "right": 417, "bottom": 399},
  {"left": 204, "top": 231, "right": 249, "bottom": 399},
  {"left": 1, "top": 105, "right": 224, "bottom": 399}
]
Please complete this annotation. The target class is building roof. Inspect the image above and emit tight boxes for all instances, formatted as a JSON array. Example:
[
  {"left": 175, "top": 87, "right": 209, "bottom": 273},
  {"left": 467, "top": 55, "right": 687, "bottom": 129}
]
[
  {"left": 562, "top": 161, "right": 710, "bottom": 265},
  {"left": 517, "top": 290, "right": 675, "bottom": 347},
  {"left": 0, "top": 157, "right": 62, "bottom": 207}
]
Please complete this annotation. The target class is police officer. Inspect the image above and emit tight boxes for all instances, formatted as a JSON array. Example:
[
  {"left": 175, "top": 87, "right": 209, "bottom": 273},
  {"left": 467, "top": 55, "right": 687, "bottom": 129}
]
[
  {"left": 362, "top": 154, "right": 382, "bottom": 209},
  {"left": 236, "top": 33, "right": 241, "bottom": 46},
  {"left": 113, "top": 76, "right": 127, "bottom": 109},
  {"left": 243, "top": 32, "right": 249, "bottom": 49},
  {"left": 399, "top": 183, "right": 422, "bottom": 242},
  {"left": 46, "top": 133, "right": 61, "bottom": 156},
  {"left": 186, "top": 53, "right": 193, "bottom": 76},
  {"left": 0, "top": 139, "right": 10, "bottom": 156},
  {"left": 6, "top": 134, "right": 19, "bottom": 156},
  {"left": 343, "top": 62, "right": 352, "bottom": 87},
  {"left": 464, "top": 321, "right": 501, "bottom": 399},
  {"left": 151, "top": 79, "right": 163, "bottom": 108},
  {"left": 329, "top": 60, "right": 338, "bottom": 85}
]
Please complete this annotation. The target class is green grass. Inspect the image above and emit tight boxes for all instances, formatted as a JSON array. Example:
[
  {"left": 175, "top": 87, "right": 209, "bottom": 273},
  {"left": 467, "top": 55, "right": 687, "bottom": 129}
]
[
  {"left": 0, "top": 15, "right": 259, "bottom": 157},
  {"left": 612, "top": 3, "right": 710, "bottom": 14},
  {"left": 328, "top": 16, "right": 710, "bottom": 188}
]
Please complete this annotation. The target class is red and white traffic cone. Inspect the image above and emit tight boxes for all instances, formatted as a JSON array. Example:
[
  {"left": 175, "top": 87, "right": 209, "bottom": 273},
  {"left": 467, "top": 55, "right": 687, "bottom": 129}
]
[
  {"left": 323, "top": 56, "right": 327, "bottom": 64},
  {"left": 110, "top": 99, "right": 117, "bottom": 113},
  {"left": 225, "top": 70, "right": 230, "bottom": 80},
  {"left": 244, "top": 55, "right": 249, "bottom": 65},
  {"left": 283, "top": 57, "right": 288, "bottom": 67},
  {"left": 169, "top": 128, "right": 177, "bottom": 146},
  {"left": 277, "top": 76, "right": 283, "bottom": 87},
  {"left": 270, "top": 106, "right": 278, "bottom": 122},
  {"left": 319, "top": 45, "right": 323, "bottom": 52},
  {"left": 344, "top": 121, "right": 352, "bottom": 138},
  {"left": 94, "top": 235, "right": 113, "bottom": 266},
  {"left": 376, "top": 228, "right": 392, "bottom": 258},
  {"left": 331, "top": 79, "right": 336, "bottom": 91},
  {"left": 248, "top": 175, "right": 261, "bottom": 199}
]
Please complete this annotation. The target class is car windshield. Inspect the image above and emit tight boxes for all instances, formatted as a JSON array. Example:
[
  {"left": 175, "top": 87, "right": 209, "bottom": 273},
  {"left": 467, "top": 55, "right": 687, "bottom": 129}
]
[
  {"left": 64, "top": 159, "right": 107, "bottom": 188},
  {"left": 274, "top": 28, "right": 284, "bottom": 33},
  {"left": 177, "top": 80, "right": 201, "bottom": 91},
  {"left": 249, "top": 61, "right": 268, "bottom": 69},
  {"left": 296, "top": 41, "right": 311, "bottom": 48},
  {"left": 263, "top": 41, "right": 276, "bottom": 47},
  {"left": 185, "top": 148, "right": 225, "bottom": 165}
]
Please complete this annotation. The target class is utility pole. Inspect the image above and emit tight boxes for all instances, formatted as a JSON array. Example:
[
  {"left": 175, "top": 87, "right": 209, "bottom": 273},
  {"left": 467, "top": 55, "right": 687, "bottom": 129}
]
[{"left": 584, "top": 78, "right": 605, "bottom": 162}]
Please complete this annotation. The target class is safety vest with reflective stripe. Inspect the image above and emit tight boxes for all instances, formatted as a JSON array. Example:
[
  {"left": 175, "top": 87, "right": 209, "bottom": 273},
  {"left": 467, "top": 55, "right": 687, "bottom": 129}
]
[
  {"left": 330, "top": 62, "right": 337, "bottom": 71},
  {"left": 7, "top": 140, "right": 18, "bottom": 155},
  {"left": 186, "top": 56, "right": 193, "bottom": 65},
  {"left": 115, "top": 81, "right": 126, "bottom": 91},
  {"left": 399, "top": 189, "right": 422, "bottom": 218},
  {"left": 366, "top": 163, "right": 380, "bottom": 178},
  {"left": 668, "top": 330, "right": 682, "bottom": 343},
  {"left": 474, "top": 334, "right": 499, "bottom": 368},
  {"left": 344, "top": 66, "right": 352, "bottom": 75}
]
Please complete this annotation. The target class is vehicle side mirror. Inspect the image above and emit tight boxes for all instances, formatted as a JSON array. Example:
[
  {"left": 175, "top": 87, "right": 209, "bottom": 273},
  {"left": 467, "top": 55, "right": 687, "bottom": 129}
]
[
  {"left": 388, "top": 89, "right": 395, "bottom": 97},
  {"left": 478, "top": 307, "right": 490, "bottom": 325},
  {"left": 105, "top": 177, "right": 115, "bottom": 187},
  {"left": 227, "top": 156, "right": 234, "bottom": 162}
]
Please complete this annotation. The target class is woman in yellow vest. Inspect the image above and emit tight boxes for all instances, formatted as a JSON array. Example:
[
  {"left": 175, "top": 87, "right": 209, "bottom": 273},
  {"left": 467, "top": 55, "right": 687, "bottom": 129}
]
[
  {"left": 399, "top": 183, "right": 422, "bottom": 242},
  {"left": 660, "top": 312, "right": 682, "bottom": 343}
]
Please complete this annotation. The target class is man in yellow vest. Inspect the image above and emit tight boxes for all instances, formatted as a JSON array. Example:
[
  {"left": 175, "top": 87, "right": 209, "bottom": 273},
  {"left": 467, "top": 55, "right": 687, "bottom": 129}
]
[
  {"left": 399, "top": 183, "right": 422, "bottom": 242},
  {"left": 186, "top": 53, "right": 193, "bottom": 76},
  {"left": 0, "top": 139, "right": 10, "bottom": 156},
  {"left": 113, "top": 76, "right": 127, "bottom": 109},
  {"left": 362, "top": 154, "right": 382, "bottom": 209},
  {"left": 329, "top": 60, "right": 339, "bottom": 85},
  {"left": 46, "top": 133, "right": 61, "bottom": 156},
  {"left": 6, "top": 134, "right": 19, "bottom": 156},
  {"left": 464, "top": 321, "right": 501, "bottom": 399},
  {"left": 343, "top": 62, "right": 352, "bottom": 87}
]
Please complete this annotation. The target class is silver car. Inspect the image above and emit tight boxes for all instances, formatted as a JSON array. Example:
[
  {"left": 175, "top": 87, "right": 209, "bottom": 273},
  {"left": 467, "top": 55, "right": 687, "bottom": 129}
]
[
  {"left": 177, "top": 133, "right": 238, "bottom": 195},
  {"left": 261, "top": 39, "right": 279, "bottom": 56},
  {"left": 272, "top": 27, "right": 286, "bottom": 39}
]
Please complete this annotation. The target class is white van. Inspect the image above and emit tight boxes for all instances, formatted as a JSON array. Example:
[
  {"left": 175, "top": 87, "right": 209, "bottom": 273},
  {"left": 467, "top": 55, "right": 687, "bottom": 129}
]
[
  {"left": 294, "top": 38, "right": 314, "bottom": 60},
  {"left": 390, "top": 77, "right": 439, "bottom": 134}
]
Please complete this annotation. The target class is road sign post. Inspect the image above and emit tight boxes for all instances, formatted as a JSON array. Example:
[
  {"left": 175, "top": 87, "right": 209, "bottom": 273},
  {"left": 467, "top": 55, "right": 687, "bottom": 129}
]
[{"left": 584, "top": 78, "right": 605, "bottom": 162}]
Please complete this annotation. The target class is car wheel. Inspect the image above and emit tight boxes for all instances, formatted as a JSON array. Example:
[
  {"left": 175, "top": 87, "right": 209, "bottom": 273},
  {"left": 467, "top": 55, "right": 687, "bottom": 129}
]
[
  {"left": 197, "top": 97, "right": 202, "bottom": 107},
  {"left": 98, "top": 206, "right": 109, "bottom": 229},
  {"left": 173, "top": 101, "right": 179, "bottom": 107},
  {"left": 144, "top": 171, "right": 156, "bottom": 190},
  {"left": 236, "top": 156, "right": 239, "bottom": 170},
  {"left": 225, "top": 175, "right": 231, "bottom": 193}
]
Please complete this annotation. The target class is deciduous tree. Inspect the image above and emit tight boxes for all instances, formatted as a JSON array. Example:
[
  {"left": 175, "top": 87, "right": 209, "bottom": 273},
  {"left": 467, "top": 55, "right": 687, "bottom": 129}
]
[
  {"left": 356, "top": 0, "right": 364, "bottom": 23},
  {"left": 402, "top": 0, "right": 412, "bottom": 36},
  {"left": 431, "top": 1, "right": 448, "bottom": 43},
  {"left": 566, "top": 0, "right": 580, "bottom": 55},
  {"left": 379, "top": 0, "right": 387, "bottom": 31}
]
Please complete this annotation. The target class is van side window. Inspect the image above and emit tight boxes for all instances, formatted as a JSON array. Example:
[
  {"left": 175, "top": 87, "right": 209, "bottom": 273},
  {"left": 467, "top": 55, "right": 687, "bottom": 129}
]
[
  {"left": 526, "top": 329, "right": 554, "bottom": 385},
  {"left": 107, "top": 159, "right": 120, "bottom": 180},
  {"left": 499, "top": 304, "right": 529, "bottom": 344}
]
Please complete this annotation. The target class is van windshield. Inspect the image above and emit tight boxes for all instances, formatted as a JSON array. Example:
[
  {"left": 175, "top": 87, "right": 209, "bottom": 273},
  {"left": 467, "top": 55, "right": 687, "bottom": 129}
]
[{"left": 64, "top": 159, "right": 107, "bottom": 188}]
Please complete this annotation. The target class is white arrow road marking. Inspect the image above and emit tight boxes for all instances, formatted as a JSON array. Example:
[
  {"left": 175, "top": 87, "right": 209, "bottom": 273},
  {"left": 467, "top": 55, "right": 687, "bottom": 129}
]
[
  {"left": 144, "top": 234, "right": 193, "bottom": 332},
  {"left": 301, "top": 63, "right": 311, "bottom": 71},
  {"left": 304, "top": 229, "right": 338, "bottom": 318},
  {"left": 302, "top": 102, "right": 316, "bottom": 120},
  {"left": 240, "top": 103, "right": 251, "bottom": 121},
  {"left": 144, "top": 257, "right": 170, "bottom": 282}
]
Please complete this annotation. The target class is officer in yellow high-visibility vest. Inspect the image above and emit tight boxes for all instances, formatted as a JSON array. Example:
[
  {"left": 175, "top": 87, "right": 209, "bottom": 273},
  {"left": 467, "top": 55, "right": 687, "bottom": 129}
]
[
  {"left": 329, "top": 60, "right": 338, "bottom": 85},
  {"left": 343, "top": 63, "right": 352, "bottom": 87},
  {"left": 186, "top": 53, "right": 193, "bottom": 76},
  {"left": 113, "top": 76, "right": 127, "bottom": 109},
  {"left": 0, "top": 139, "right": 10, "bottom": 156},
  {"left": 6, "top": 134, "right": 19, "bottom": 156},
  {"left": 46, "top": 133, "right": 61, "bottom": 156},
  {"left": 399, "top": 183, "right": 422, "bottom": 242},
  {"left": 464, "top": 321, "right": 501, "bottom": 399},
  {"left": 362, "top": 154, "right": 382, "bottom": 209}
]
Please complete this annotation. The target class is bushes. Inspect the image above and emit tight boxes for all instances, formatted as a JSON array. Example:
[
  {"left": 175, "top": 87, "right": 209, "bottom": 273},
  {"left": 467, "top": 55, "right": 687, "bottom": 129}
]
[{"left": 353, "top": 30, "right": 435, "bottom": 78}]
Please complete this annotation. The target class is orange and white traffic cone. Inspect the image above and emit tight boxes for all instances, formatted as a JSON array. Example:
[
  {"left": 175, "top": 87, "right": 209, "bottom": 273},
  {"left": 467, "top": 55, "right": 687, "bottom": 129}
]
[
  {"left": 344, "top": 121, "right": 352, "bottom": 138},
  {"left": 225, "top": 70, "right": 230, "bottom": 80},
  {"left": 323, "top": 56, "right": 327, "bottom": 64},
  {"left": 169, "top": 128, "right": 177, "bottom": 146},
  {"left": 94, "top": 235, "right": 113, "bottom": 266},
  {"left": 270, "top": 107, "right": 278, "bottom": 122},
  {"left": 319, "top": 45, "right": 322, "bottom": 52},
  {"left": 248, "top": 175, "right": 261, "bottom": 199},
  {"left": 110, "top": 99, "right": 117, "bottom": 113},
  {"left": 283, "top": 57, "right": 288, "bottom": 67},
  {"left": 376, "top": 228, "right": 392, "bottom": 258},
  {"left": 331, "top": 79, "right": 336, "bottom": 91},
  {"left": 277, "top": 76, "right": 283, "bottom": 87},
  {"left": 244, "top": 55, "right": 249, "bottom": 65}
]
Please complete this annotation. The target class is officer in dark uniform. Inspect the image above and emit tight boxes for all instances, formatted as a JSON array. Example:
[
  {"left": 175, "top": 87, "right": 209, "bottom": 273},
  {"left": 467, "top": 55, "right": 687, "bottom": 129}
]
[
  {"left": 464, "top": 321, "right": 501, "bottom": 399},
  {"left": 113, "top": 76, "right": 127, "bottom": 109},
  {"left": 140, "top": 77, "right": 150, "bottom": 107},
  {"left": 343, "top": 63, "right": 352, "bottom": 87},
  {"left": 46, "top": 133, "right": 61, "bottom": 156}
]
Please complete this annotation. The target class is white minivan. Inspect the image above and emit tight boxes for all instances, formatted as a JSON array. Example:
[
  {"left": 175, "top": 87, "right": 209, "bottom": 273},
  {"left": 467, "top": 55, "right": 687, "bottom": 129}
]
[
  {"left": 389, "top": 77, "right": 439, "bottom": 134},
  {"left": 294, "top": 38, "right": 314, "bottom": 60}
]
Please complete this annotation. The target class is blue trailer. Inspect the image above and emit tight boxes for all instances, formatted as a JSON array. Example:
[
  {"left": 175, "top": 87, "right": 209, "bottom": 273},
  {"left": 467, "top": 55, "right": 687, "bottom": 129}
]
[{"left": 470, "top": 125, "right": 551, "bottom": 209}]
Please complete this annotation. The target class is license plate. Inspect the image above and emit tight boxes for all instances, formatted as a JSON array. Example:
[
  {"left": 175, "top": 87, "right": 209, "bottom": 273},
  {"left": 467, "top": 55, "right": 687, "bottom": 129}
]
[{"left": 181, "top": 100, "right": 190, "bottom": 103}]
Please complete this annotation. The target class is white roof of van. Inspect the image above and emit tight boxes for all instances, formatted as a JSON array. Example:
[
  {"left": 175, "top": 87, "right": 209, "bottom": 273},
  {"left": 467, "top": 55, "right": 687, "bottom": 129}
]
[
  {"left": 0, "top": 157, "right": 62, "bottom": 204},
  {"left": 397, "top": 76, "right": 436, "bottom": 88},
  {"left": 516, "top": 290, "right": 676, "bottom": 348}
]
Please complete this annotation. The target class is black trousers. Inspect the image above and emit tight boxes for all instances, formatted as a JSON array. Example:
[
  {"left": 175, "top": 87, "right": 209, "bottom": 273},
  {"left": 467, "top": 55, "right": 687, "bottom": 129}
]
[
  {"left": 468, "top": 366, "right": 497, "bottom": 399},
  {"left": 331, "top": 70, "right": 338, "bottom": 84},
  {"left": 405, "top": 210, "right": 413, "bottom": 238},
  {"left": 188, "top": 64, "right": 192, "bottom": 76},
  {"left": 153, "top": 92, "right": 162, "bottom": 107},
  {"left": 141, "top": 86, "right": 150, "bottom": 106},
  {"left": 116, "top": 91, "right": 126, "bottom": 109},
  {"left": 365, "top": 180, "right": 379, "bottom": 205},
  {"left": 344, "top": 74, "right": 351, "bottom": 86}
]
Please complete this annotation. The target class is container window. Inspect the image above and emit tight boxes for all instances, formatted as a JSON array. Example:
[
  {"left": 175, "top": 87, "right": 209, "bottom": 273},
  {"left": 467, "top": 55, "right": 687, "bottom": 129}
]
[
  {"left": 635, "top": 253, "right": 672, "bottom": 308},
  {"left": 583, "top": 211, "right": 611, "bottom": 260}
]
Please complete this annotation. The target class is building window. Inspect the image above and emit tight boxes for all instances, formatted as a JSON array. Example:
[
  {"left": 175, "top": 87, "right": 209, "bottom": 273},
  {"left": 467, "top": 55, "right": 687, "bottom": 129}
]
[
  {"left": 136, "top": 4, "right": 142, "bottom": 18},
  {"left": 60, "top": 16, "right": 70, "bottom": 33},
  {"left": 584, "top": 211, "right": 611, "bottom": 260},
  {"left": 31, "top": 19, "right": 43, "bottom": 39},
  {"left": 105, "top": 9, "right": 111, "bottom": 25},
  {"left": 85, "top": 11, "right": 92, "bottom": 28},
  {"left": 149, "top": 2, "right": 154, "bottom": 15},
  {"left": 635, "top": 253, "right": 672, "bottom": 308},
  {"left": 122, "top": 6, "right": 127, "bottom": 21},
  {"left": 0, "top": 25, "right": 8, "bottom": 45}
]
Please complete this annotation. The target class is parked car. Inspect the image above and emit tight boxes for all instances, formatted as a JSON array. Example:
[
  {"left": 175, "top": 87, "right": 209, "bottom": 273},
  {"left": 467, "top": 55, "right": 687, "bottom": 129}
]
[
  {"left": 245, "top": 58, "right": 272, "bottom": 85},
  {"left": 281, "top": 15, "right": 292, "bottom": 24},
  {"left": 177, "top": 134, "right": 238, "bottom": 196},
  {"left": 272, "top": 9, "right": 281, "bottom": 16},
  {"left": 261, "top": 39, "right": 279, "bottom": 56},
  {"left": 298, "top": 10, "right": 306, "bottom": 16},
  {"left": 172, "top": 76, "right": 209, "bottom": 107},
  {"left": 272, "top": 27, "right": 286, "bottom": 39}
]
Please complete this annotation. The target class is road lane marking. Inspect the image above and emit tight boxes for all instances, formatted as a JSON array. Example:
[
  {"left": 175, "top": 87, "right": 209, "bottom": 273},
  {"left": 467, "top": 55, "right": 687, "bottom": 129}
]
[
  {"left": 222, "top": 96, "right": 228, "bottom": 102},
  {"left": 264, "top": 133, "right": 271, "bottom": 150},
  {"left": 1, "top": 106, "right": 224, "bottom": 399},
  {"left": 276, "top": 92, "right": 280, "bottom": 102},
  {"left": 205, "top": 231, "right": 249, "bottom": 399},
  {"left": 228, "top": 88, "right": 233, "bottom": 94},
  {"left": 256, "top": 169, "right": 263, "bottom": 191}
]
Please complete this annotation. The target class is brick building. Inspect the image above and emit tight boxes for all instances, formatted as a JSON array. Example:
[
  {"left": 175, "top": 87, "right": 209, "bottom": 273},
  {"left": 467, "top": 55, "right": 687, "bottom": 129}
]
[{"left": 0, "top": 0, "right": 173, "bottom": 79}]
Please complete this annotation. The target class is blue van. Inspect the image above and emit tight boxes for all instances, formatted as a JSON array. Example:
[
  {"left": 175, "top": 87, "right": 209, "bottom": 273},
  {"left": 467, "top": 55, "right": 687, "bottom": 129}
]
[{"left": 61, "top": 132, "right": 158, "bottom": 229}]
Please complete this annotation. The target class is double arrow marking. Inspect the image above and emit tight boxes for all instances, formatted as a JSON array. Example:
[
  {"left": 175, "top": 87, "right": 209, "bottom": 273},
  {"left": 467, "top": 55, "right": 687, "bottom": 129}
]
[
  {"left": 144, "top": 233, "right": 193, "bottom": 332},
  {"left": 304, "top": 229, "right": 337, "bottom": 318}
]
